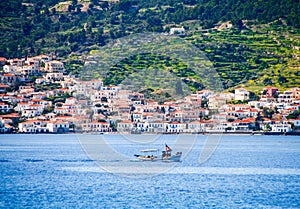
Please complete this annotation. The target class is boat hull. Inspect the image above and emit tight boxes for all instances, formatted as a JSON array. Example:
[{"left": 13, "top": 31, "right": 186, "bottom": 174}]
[
  {"left": 136, "top": 153, "right": 182, "bottom": 162},
  {"left": 162, "top": 153, "right": 182, "bottom": 162}
]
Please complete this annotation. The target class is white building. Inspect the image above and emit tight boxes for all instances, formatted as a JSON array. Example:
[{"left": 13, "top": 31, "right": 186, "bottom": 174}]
[
  {"left": 81, "top": 121, "right": 110, "bottom": 132},
  {"left": 0, "top": 102, "right": 12, "bottom": 113},
  {"left": 18, "top": 64, "right": 39, "bottom": 75},
  {"left": 117, "top": 120, "right": 134, "bottom": 132},
  {"left": 187, "top": 120, "right": 205, "bottom": 133},
  {"left": 294, "top": 119, "right": 300, "bottom": 127},
  {"left": 21, "top": 106, "right": 43, "bottom": 118},
  {"left": 248, "top": 100, "right": 266, "bottom": 109},
  {"left": 44, "top": 73, "right": 64, "bottom": 82},
  {"left": 18, "top": 120, "right": 49, "bottom": 133},
  {"left": 45, "top": 60, "right": 64, "bottom": 73},
  {"left": 169, "top": 27, "right": 185, "bottom": 35},
  {"left": 75, "top": 79, "right": 103, "bottom": 95},
  {"left": 0, "top": 73, "right": 18, "bottom": 86},
  {"left": 270, "top": 123, "right": 292, "bottom": 133},
  {"left": 208, "top": 95, "right": 227, "bottom": 110},
  {"left": 15, "top": 102, "right": 44, "bottom": 117},
  {"left": 3, "top": 65, "right": 18, "bottom": 73},
  {"left": 18, "top": 119, "right": 70, "bottom": 133},
  {"left": 234, "top": 88, "right": 249, "bottom": 101},
  {"left": 278, "top": 91, "right": 293, "bottom": 103},
  {"left": 147, "top": 121, "right": 165, "bottom": 133},
  {"left": 166, "top": 121, "right": 186, "bottom": 133},
  {"left": 47, "top": 121, "right": 70, "bottom": 133}
]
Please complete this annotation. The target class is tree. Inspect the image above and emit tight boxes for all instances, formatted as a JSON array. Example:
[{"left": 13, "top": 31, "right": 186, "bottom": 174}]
[
  {"left": 90, "top": 0, "right": 98, "bottom": 6},
  {"left": 263, "top": 78, "right": 273, "bottom": 86},
  {"left": 265, "top": 123, "right": 271, "bottom": 131},
  {"left": 22, "top": 22, "right": 32, "bottom": 36},
  {"left": 51, "top": 8, "right": 56, "bottom": 15},
  {"left": 286, "top": 110, "right": 300, "bottom": 119},
  {"left": 278, "top": 76, "right": 287, "bottom": 83},
  {"left": 232, "top": 19, "right": 243, "bottom": 30},
  {"left": 254, "top": 112, "right": 262, "bottom": 131},
  {"left": 249, "top": 91, "right": 260, "bottom": 101},
  {"left": 98, "top": 119, "right": 107, "bottom": 122},
  {"left": 161, "top": 106, "right": 165, "bottom": 114},
  {"left": 100, "top": 1, "right": 109, "bottom": 10},
  {"left": 72, "top": 0, "right": 78, "bottom": 7},
  {"left": 227, "top": 118, "right": 235, "bottom": 122},
  {"left": 263, "top": 107, "right": 275, "bottom": 119}
]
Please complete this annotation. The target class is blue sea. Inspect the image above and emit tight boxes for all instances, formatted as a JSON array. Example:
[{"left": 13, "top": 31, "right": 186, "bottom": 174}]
[{"left": 0, "top": 134, "right": 300, "bottom": 208}]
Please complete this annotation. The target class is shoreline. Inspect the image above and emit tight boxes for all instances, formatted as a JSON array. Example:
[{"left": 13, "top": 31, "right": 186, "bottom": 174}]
[{"left": 3, "top": 131, "right": 300, "bottom": 136}]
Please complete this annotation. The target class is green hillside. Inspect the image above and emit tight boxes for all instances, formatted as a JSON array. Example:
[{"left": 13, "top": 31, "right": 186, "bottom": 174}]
[
  {"left": 187, "top": 19, "right": 300, "bottom": 90},
  {"left": 0, "top": 0, "right": 299, "bottom": 92},
  {"left": 80, "top": 19, "right": 299, "bottom": 93}
]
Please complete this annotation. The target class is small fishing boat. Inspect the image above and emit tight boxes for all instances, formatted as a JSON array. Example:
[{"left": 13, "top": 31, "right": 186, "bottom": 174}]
[
  {"left": 134, "top": 149, "right": 160, "bottom": 161},
  {"left": 134, "top": 144, "right": 182, "bottom": 162}
]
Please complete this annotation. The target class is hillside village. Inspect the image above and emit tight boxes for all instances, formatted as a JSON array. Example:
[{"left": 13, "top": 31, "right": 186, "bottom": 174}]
[{"left": 0, "top": 54, "right": 299, "bottom": 134}]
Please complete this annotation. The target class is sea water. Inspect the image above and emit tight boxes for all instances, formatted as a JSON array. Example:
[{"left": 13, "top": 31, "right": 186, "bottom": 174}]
[{"left": 0, "top": 134, "right": 299, "bottom": 208}]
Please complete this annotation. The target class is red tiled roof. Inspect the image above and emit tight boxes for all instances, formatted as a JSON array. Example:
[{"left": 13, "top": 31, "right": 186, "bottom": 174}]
[
  {"left": 3, "top": 73, "right": 15, "bottom": 77},
  {"left": 56, "top": 116, "right": 72, "bottom": 119},
  {"left": 30, "top": 104, "right": 41, "bottom": 107},
  {"left": 0, "top": 57, "right": 6, "bottom": 62},
  {"left": 189, "top": 120, "right": 202, "bottom": 124},
  {"left": 0, "top": 84, "right": 9, "bottom": 88},
  {"left": 169, "top": 121, "right": 181, "bottom": 124},
  {"left": 5, "top": 124, "right": 13, "bottom": 128},
  {"left": 233, "top": 119, "right": 243, "bottom": 123},
  {"left": 234, "top": 104, "right": 249, "bottom": 107},
  {"left": 118, "top": 120, "right": 132, "bottom": 124},
  {"left": 241, "top": 118, "right": 255, "bottom": 123},
  {"left": 30, "top": 99, "right": 43, "bottom": 102},
  {"left": 92, "top": 121, "right": 109, "bottom": 124},
  {"left": 2, "top": 113, "right": 20, "bottom": 118},
  {"left": 53, "top": 120, "right": 69, "bottom": 124},
  {"left": 149, "top": 120, "right": 163, "bottom": 123}
]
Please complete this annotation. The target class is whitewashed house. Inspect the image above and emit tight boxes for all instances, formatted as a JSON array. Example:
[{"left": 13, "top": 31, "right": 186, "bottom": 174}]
[
  {"left": 270, "top": 123, "right": 292, "bottom": 133},
  {"left": 0, "top": 102, "right": 12, "bottom": 113},
  {"left": 47, "top": 121, "right": 70, "bottom": 133},
  {"left": 187, "top": 120, "right": 206, "bottom": 133},
  {"left": 234, "top": 88, "right": 249, "bottom": 101},
  {"left": 117, "top": 120, "right": 134, "bottom": 132},
  {"left": 278, "top": 91, "right": 293, "bottom": 103},
  {"left": 18, "top": 120, "right": 49, "bottom": 133},
  {"left": 166, "top": 121, "right": 186, "bottom": 133},
  {"left": 3, "top": 65, "right": 18, "bottom": 73},
  {"left": 147, "top": 121, "right": 165, "bottom": 133},
  {"left": 45, "top": 60, "right": 64, "bottom": 73}
]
